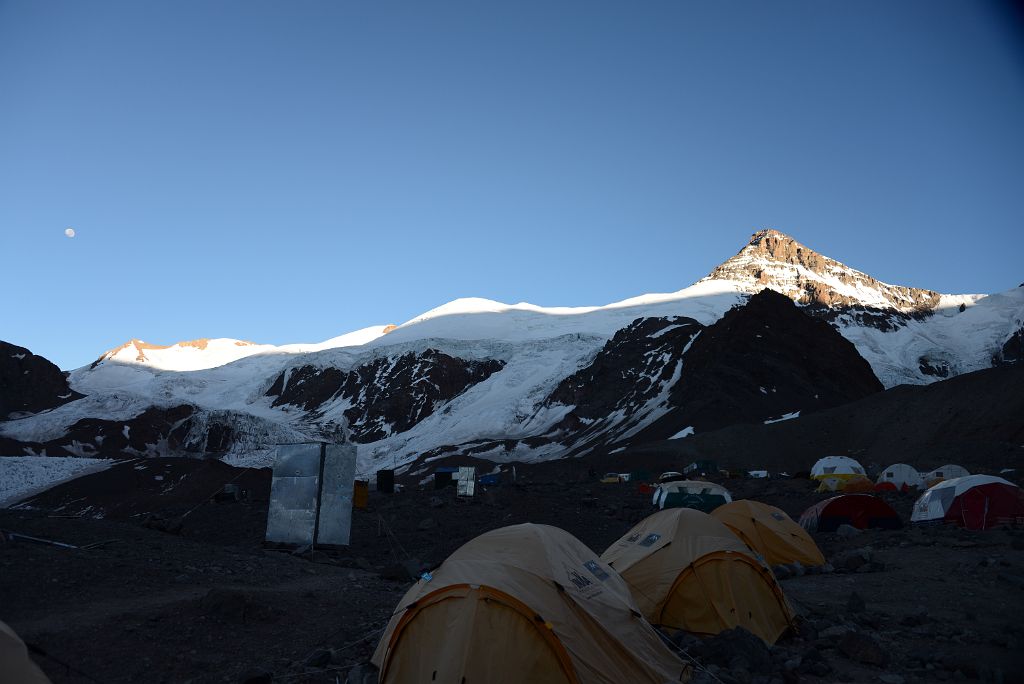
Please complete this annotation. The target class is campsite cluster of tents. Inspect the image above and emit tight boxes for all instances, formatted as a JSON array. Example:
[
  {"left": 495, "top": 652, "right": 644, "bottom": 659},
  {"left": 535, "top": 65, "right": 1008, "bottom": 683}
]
[
  {"left": 372, "top": 501, "right": 825, "bottom": 683},
  {"left": 648, "top": 457, "right": 1024, "bottom": 533},
  {"left": 807, "top": 456, "right": 1024, "bottom": 531},
  {"left": 635, "top": 456, "right": 1024, "bottom": 533},
  {"left": 809, "top": 455, "right": 973, "bottom": 494},
  {"left": 373, "top": 460, "right": 1024, "bottom": 682}
]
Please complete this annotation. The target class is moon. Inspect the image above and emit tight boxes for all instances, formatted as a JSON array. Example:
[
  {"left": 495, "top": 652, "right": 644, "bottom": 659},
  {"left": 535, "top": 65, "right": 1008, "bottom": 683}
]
[{"left": 64, "top": 227, "right": 76, "bottom": 238}]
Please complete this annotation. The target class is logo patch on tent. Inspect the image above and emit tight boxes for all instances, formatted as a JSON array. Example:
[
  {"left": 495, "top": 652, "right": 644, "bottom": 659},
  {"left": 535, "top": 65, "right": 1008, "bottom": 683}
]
[
  {"left": 771, "top": 512, "right": 785, "bottom": 521},
  {"left": 639, "top": 533, "right": 661, "bottom": 547},
  {"left": 583, "top": 560, "right": 609, "bottom": 581},
  {"left": 567, "top": 569, "right": 593, "bottom": 591}
]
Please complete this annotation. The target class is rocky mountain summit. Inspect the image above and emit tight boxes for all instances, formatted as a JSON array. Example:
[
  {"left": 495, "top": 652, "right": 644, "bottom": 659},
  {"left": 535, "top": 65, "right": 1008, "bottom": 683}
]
[{"left": 703, "top": 229, "right": 944, "bottom": 314}]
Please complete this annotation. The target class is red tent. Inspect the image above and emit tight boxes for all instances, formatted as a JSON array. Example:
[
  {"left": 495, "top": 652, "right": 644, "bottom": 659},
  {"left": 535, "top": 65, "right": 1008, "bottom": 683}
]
[
  {"left": 799, "top": 494, "right": 902, "bottom": 533},
  {"left": 950, "top": 483, "right": 1024, "bottom": 529},
  {"left": 911, "top": 476, "right": 1024, "bottom": 530}
]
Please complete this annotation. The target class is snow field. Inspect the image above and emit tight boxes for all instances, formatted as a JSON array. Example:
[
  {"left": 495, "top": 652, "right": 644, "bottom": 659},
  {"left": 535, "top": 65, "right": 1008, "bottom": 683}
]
[{"left": 0, "top": 456, "right": 114, "bottom": 507}]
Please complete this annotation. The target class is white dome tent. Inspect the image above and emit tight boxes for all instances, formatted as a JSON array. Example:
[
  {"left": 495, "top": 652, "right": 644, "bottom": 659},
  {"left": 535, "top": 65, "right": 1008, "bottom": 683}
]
[
  {"left": 810, "top": 456, "right": 865, "bottom": 481},
  {"left": 652, "top": 480, "right": 732, "bottom": 512},
  {"left": 923, "top": 464, "right": 970, "bottom": 487},
  {"left": 875, "top": 463, "right": 925, "bottom": 492}
]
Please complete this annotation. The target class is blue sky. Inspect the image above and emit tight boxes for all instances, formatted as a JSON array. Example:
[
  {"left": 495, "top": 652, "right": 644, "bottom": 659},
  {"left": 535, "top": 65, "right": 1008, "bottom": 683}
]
[{"left": 1, "top": 1, "right": 1022, "bottom": 370}]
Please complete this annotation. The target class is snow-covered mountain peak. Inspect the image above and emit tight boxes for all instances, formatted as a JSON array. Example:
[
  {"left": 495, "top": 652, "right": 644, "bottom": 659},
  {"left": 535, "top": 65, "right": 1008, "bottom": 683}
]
[
  {"left": 93, "top": 338, "right": 243, "bottom": 368},
  {"left": 89, "top": 327, "right": 393, "bottom": 374},
  {"left": 702, "top": 229, "right": 944, "bottom": 313}
]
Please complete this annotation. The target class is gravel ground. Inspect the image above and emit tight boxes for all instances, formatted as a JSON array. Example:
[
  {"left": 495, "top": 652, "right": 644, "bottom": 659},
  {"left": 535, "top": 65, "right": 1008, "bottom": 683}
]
[{"left": 1, "top": 458, "right": 1022, "bottom": 683}]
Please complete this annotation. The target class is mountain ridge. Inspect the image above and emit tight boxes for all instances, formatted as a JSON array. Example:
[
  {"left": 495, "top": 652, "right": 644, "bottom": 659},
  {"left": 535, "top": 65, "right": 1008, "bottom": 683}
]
[
  {"left": 82, "top": 229, "right": 998, "bottom": 375},
  {"left": 2, "top": 230, "right": 1021, "bottom": 473}
]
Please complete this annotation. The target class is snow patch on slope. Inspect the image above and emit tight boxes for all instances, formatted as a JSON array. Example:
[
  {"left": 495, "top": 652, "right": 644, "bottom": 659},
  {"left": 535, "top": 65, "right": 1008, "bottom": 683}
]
[
  {"left": 837, "top": 287, "right": 1024, "bottom": 386},
  {"left": 0, "top": 456, "right": 114, "bottom": 507},
  {"left": 669, "top": 426, "right": 695, "bottom": 439}
]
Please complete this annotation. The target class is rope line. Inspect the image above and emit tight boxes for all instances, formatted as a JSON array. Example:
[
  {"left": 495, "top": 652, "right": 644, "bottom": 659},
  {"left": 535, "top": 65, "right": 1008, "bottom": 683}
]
[{"left": 616, "top": 567, "right": 726, "bottom": 684}]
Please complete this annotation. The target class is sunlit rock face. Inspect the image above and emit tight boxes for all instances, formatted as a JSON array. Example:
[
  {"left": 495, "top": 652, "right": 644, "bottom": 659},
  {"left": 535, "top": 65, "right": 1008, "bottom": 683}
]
[{"left": 702, "top": 229, "right": 942, "bottom": 328}]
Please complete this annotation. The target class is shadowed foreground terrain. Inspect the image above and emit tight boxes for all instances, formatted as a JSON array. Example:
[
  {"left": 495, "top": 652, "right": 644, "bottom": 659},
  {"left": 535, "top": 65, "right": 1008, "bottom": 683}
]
[{"left": 2, "top": 459, "right": 1023, "bottom": 683}]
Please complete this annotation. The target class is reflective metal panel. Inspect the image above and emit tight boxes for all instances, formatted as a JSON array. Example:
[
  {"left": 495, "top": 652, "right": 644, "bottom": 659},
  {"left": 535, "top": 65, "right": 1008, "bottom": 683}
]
[
  {"left": 266, "top": 444, "right": 322, "bottom": 545},
  {"left": 265, "top": 443, "right": 357, "bottom": 546},
  {"left": 317, "top": 444, "right": 357, "bottom": 546},
  {"left": 457, "top": 466, "right": 476, "bottom": 497}
]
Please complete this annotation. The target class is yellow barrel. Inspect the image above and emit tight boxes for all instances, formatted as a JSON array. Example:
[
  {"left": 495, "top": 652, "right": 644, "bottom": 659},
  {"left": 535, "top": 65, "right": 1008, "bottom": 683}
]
[{"left": 354, "top": 480, "right": 369, "bottom": 510}]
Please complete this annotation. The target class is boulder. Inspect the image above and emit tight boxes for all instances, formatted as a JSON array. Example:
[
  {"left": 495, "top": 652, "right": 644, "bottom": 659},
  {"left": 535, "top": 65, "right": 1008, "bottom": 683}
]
[
  {"left": 838, "top": 631, "right": 889, "bottom": 666},
  {"left": 819, "top": 625, "right": 851, "bottom": 640},
  {"left": 832, "top": 547, "right": 873, "bottom": 572},
  {"left": 836, "top": 524, "right": 862, "bottom": 538},
  {"left": 846, "top": 591, "right": 866, "bottom": 614},
  {"left": 698, "top": 627, "right": 771, "bottom": 672}
]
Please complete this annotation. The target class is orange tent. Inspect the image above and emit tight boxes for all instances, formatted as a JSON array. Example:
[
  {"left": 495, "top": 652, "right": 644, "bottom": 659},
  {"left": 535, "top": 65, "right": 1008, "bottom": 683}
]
[
  {"left": 711, "top": 500, "right": 825, "bottom": 568},
  {"left": 601, "top": 508, "right": 794, "bottom": 644},
  {"left": 372, "top": 524, "right": 689, "bottom": 684}
]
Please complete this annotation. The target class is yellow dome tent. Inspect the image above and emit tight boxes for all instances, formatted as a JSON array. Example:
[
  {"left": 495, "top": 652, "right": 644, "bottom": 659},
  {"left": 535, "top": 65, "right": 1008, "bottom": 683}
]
[
  {"left": 810, "top": 456, "right": 866, "bottom": 489},
  {"left": 817, "top": 473, "right": 873, "bottom": 493},
  {"left": 372, "top": 523, "right": 690, "bottom": 684},
  {"left": 711, "top": 500, "right": 825, "bottom": 568},
  {"left": 600, "top": 508, "right": 794, "bottom": 645}
]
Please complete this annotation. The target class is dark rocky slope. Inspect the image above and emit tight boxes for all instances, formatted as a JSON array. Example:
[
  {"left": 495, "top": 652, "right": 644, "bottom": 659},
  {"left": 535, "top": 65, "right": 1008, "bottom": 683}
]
[
  {"left": 425, "top": 290, "right": 884, "bottom": 461},
  {"left": 0, "top": 405, "right": 193, "bottom": 457},
  {"left": 545, "top": 289, "right": 881, "bottom": 452},
  {"left": 0, "top": 405, "right": 309, "bottom": 459},
  {"left": 589, "top": 362, "right": 1024, "bottom": 477},
  {"left": 996, "top": 325, "right": 1023, "bottom": 365},
  {"left": 645, "top": 287, "right": 884, "bottom": 438},
  {"left": 541, "top": 316, "right": 703, "bottom": 445},
  {"left": 266, "top": 350, "right": 505, "bottom": 442},
  {"left": 0, "top": 340, "right": 83, "bottom": 418}
]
